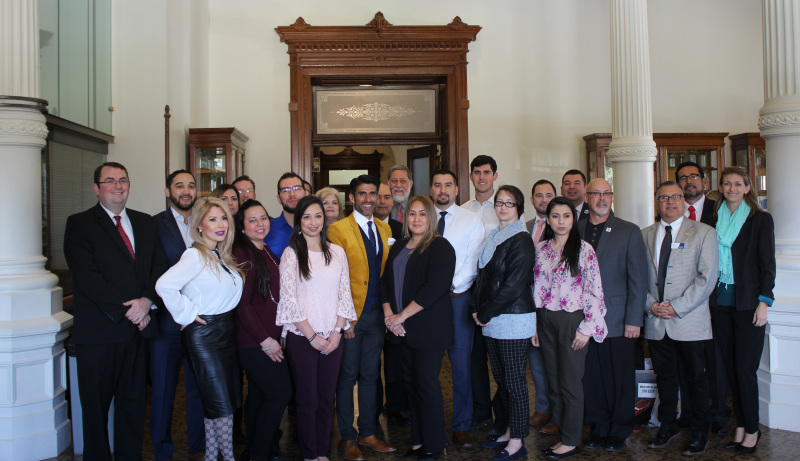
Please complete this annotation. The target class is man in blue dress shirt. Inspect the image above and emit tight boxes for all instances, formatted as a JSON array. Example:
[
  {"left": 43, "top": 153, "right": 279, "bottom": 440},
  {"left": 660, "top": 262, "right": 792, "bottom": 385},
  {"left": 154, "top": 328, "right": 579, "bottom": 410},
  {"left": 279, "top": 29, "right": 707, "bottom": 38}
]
[{"left": 264, "top": 172, "right": 304, "bottom": 258}]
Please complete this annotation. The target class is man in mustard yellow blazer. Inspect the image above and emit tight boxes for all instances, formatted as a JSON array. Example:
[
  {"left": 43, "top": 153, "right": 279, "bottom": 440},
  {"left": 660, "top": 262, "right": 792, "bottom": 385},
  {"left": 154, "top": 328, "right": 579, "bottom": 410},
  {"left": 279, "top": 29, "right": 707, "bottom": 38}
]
[{"left": 328, "top": 175, "right": 396, "bottom": 460}]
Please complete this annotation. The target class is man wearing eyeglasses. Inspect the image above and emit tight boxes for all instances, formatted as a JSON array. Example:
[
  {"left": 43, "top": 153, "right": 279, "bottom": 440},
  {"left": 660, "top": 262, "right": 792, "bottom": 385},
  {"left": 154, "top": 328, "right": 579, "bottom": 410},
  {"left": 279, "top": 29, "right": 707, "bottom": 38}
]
[
  {"left": 577, "top": 179, "right": 648, "bottom": 452},
  {"left": 642, "top": 181, "right": 718, "bottom": 456},
  {"left": 264, "top": 172, "right": 305, "bottom": 258},
  {"left": 430, "top": 169, "right": 486, "bottom": 448},
  {"left": 233, "top": 175, "right": 257, "bottom": 203},
  {"left": 674, "top": 161, "right": 731, "bottom": 437},
  {"left": 64, "top": 162, "right": 167, "bottom": 460}
]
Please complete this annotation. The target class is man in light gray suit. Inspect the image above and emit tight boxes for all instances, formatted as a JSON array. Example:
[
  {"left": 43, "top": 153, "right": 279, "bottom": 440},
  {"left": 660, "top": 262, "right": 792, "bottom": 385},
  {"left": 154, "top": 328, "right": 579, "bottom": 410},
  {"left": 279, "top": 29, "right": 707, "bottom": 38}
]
[
  {"left": 578, "top": 179, "right": 648, "bottom": 452},
  {"left": 642, "top": 181, "right": 718, "bottom": 457}
]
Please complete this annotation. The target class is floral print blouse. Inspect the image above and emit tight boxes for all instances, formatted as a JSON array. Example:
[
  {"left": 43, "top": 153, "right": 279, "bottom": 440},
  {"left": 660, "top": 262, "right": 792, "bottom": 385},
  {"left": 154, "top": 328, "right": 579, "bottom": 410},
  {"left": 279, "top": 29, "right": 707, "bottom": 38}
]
[{"left": 533, "top": 240, "right": 607, "bottom": 342}]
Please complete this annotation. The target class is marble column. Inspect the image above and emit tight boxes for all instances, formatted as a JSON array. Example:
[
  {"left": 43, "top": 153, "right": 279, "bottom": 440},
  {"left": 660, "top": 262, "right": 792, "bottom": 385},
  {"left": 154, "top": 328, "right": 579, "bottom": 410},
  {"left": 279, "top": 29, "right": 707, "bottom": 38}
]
[
  {"left": 0, "top": 0, "right": 73, "bottom": 458},
  {"left": 756, "top": 0, "right": 800, "bottom": 433},
  {"left": 607, "top": 0, "right": 658, "bottom": 228}
]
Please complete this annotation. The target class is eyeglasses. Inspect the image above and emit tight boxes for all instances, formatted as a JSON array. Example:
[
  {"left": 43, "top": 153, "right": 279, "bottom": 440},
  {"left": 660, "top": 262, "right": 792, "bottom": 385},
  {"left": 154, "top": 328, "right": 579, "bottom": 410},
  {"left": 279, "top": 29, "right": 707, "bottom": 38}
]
[
  {"left": 96, "top": 179, "right": 130, "bottom": 187},
  {"left": 678, "top": 174, "right": 702, "bottom": 182},
  {"left": 586, "top": 191, "right": 613, "bottom": 198},
  {"left": 279, "top": 185, "right": 303, "bottom": 194},
  {"left": 494, "top": 201, "right": 517, "bottom": 208},
  {"left": 656, "top": 194, "right": 684, "bottom": 203},
  {"left": 237, "top": 188, "right": 254, "bottom": 194}
]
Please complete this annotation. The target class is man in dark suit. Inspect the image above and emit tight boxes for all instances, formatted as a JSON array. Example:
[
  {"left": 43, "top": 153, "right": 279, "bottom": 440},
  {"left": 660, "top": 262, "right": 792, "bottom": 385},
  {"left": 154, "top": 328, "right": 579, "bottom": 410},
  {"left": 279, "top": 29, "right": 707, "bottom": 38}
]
[
  {"left": 150, "top": 170, "right": 205, "bottom": 461},
  {"left": 561, "top": 169, "right": 590, "bottom": 221},
  {"left": 675, "top": 161, "right": 730, "bottom": 436},
  {"left": 64, "top": 162, "right": 167, "bottom": 460},
  {"left": 578, "top": 179, "right": 649, "bottom": 452},
  {"left": 376, "top": 182, "right": 403, "bottom": 240}
]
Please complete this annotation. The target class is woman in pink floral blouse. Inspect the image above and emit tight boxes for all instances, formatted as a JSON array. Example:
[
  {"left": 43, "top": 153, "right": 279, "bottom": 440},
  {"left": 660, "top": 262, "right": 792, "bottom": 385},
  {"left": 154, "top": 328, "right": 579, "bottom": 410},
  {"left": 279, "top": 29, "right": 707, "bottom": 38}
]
[{"left": 533, "top": 196, "right": 607, "bottom": 460}]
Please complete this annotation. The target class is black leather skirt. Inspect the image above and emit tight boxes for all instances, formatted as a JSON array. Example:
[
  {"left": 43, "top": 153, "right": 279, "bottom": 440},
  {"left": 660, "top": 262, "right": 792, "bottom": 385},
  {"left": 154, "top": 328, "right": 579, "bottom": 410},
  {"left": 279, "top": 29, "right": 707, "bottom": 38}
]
[{"left": 182, "top": 310, "right": 241, "bottom": 419}]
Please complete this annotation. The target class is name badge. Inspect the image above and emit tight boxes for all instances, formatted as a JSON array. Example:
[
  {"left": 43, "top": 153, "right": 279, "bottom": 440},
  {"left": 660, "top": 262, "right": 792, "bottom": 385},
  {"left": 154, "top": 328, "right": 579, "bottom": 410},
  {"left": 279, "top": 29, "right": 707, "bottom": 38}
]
[{"left": 671, "top": 242, "right": 684, "bottom": 250}]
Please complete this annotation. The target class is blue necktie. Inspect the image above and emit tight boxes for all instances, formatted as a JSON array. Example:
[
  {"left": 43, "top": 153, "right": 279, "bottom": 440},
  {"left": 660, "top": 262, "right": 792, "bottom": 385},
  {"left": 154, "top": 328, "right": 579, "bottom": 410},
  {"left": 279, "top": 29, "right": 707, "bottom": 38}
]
[{"left": 367, "top": 221, "right": 377, "bottom": 252}]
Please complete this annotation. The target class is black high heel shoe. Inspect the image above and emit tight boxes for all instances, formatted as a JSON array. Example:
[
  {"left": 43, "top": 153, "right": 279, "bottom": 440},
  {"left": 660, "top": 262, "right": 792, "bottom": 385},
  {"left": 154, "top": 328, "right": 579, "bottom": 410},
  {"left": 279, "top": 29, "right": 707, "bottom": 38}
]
[{"left": 736, "top": 429, "right": 761, "bottom": 454}]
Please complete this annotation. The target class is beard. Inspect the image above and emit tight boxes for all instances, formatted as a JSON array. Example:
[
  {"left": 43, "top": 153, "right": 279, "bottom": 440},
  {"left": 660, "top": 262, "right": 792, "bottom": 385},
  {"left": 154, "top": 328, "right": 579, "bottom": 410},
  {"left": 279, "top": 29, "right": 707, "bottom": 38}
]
[
  {"left": 683, "top": 185, "right": 703, "bottom": 201},
  {"left": 436, "top": 196, "right": 451, "bottom": 206},
  {"left": 170, "top": 194, "right": 195, "bottom": 211},
  {"left": 282, "top": 203, "right": 296, "bottom": 214},
  {"left": 392, "top": 191, "right": 410, "bottom": 203}
]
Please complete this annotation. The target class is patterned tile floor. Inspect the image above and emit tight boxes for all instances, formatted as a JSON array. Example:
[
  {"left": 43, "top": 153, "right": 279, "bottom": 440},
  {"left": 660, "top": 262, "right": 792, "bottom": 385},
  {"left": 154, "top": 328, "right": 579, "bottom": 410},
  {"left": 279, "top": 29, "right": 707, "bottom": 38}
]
[{"left": 46, "top": 359, "right": 796, "bottom": 461}]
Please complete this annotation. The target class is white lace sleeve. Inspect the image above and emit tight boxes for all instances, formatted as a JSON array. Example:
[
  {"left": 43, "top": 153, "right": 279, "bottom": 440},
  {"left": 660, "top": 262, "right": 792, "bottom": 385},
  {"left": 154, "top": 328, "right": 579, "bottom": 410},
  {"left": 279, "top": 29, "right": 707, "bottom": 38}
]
[
  {"left": 276, "top": 248, "right": 307, "bottom": 326},
  {"left": 333, "top": 245, "right": 358, "bottom": 321}
]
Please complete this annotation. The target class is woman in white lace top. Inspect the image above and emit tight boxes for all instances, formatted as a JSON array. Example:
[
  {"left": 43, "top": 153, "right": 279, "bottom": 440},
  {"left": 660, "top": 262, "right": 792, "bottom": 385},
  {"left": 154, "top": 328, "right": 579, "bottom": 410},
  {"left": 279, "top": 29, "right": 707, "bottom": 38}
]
[{"left": 276, "top": 196, "right": 356, "bottom": 461}]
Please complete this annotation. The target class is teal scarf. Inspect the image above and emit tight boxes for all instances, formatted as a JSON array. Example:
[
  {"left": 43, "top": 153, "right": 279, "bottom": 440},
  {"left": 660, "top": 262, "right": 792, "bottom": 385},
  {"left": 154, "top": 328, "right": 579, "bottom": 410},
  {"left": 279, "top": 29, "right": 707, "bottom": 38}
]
[{"left": 716, "top": 200, "right": 750, "bottom": 285}]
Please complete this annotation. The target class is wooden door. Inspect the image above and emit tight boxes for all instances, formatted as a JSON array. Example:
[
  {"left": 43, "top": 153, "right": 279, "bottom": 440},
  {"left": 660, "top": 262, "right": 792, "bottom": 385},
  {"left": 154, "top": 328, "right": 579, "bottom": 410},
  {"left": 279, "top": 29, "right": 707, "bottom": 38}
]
[{"left": 408, "top": 145, "right": 438, "bottom": 196}]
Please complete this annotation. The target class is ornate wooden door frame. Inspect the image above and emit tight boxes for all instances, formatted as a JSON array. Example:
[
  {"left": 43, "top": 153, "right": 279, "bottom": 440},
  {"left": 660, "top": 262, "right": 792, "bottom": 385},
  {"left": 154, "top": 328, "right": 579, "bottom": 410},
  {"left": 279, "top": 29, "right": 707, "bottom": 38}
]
[{"left": 276, "top": 12, "right": 481, "bottom": 204}]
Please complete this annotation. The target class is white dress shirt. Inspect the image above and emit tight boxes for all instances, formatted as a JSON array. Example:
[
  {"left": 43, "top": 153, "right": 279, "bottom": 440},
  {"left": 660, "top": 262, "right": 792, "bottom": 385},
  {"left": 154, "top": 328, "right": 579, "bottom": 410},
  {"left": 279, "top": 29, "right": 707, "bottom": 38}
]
[
  {"left": 462, "top": 192, "right": 499, "bottom": 233},
  {"left": 170, "top": 206, "right": 193, "bottom": 248},
  {"left": 655, "top": 216, "right": 684, "bottom": 268},
  {"left": 100, "top": 203, "right": 135, "bottom": 251},
  {"left": 352, "top": 209, "right": 380, "bottom": 254},
  {"left": 436, "top": 203, "right": 486, "bottom": 294}
]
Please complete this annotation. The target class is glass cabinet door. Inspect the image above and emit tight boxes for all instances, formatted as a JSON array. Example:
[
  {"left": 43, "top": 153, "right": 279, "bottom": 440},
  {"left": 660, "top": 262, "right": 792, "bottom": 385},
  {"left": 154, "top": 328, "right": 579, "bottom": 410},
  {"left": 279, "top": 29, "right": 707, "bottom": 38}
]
[{"left": 196, "top": 147, "right": 226, "bottom": 196}]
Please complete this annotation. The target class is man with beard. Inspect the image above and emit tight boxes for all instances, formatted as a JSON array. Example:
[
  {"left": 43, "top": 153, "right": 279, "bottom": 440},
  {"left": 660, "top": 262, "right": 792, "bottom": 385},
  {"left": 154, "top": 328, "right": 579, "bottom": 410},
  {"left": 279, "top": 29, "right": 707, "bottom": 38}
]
[
  {"left": 561, "top": 169, "right": 590, "bottom": 221},
  {"left": 524, "top": 179, "right": 557, "bottom": 434},
  {"left": 674, "top": 161, "right": 731, "bottom": 436},
  {"left": 388, "top": 165, "right": 413, "bottom": 223},
  {"left": 151, "top": 169, "right": 205, "bottom": 461},
  {"left": 264, "top": 172, "right": 304, "bottom": 258},
  {"left": 233, "top": 175, "right": 257, "bottom": 203},
  {"left": 430, "top": 169, "right": 485, "bottom": 448},
  {"left": 578, "top": 179, "right": 648, "bottom": 452},
  {"left": 328, "top": 175, "right": 396, "bottom": 460}
]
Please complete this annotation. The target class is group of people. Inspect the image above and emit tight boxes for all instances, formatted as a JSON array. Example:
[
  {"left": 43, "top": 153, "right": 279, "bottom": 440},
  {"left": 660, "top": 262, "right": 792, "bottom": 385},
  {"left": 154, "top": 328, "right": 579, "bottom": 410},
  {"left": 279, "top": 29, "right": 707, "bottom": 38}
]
[{"left": 63, "top": 154, "right": 774, "bottom": 461}]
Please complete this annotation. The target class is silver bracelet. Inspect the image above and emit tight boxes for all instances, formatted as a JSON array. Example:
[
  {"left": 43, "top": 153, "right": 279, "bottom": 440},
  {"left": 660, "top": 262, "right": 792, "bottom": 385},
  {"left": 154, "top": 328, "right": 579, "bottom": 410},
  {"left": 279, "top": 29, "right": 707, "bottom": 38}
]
[{"left": 263, "top": 343, "right": 273, "bottom": 354}]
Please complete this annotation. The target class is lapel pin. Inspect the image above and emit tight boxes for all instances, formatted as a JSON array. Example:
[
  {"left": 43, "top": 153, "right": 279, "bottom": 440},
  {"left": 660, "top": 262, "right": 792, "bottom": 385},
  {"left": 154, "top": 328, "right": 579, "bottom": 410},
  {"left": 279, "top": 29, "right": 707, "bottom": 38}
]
[
  {"left": 685, "top": 232, "right": 690, "bottom": 236},
  {"left": 606, "top": 228, "right": 612, "bottom": 232}
]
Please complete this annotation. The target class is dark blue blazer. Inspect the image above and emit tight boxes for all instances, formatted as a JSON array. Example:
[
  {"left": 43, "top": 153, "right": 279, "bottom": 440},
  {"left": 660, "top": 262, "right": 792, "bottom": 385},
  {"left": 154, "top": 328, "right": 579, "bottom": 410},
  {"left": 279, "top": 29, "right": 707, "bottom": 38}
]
[{"left": 154, "top": 208, "right": 191, "bottom": 333}]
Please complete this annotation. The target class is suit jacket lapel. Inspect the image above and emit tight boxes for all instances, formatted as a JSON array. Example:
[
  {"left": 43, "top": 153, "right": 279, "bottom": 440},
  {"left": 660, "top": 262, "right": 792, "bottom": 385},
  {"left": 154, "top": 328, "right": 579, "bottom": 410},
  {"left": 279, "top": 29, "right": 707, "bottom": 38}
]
[
  {"left": 94, "top": 204, "right": 135, "bottom": 263},
  {"left": 645, "top": 225, "right": 658, "bottom": 272},
  {"left": 594, "top": 217, "right": 613, "bottom": 258},
  {"left": 161, "top": 210, "right": 184, "bottom": 249}
]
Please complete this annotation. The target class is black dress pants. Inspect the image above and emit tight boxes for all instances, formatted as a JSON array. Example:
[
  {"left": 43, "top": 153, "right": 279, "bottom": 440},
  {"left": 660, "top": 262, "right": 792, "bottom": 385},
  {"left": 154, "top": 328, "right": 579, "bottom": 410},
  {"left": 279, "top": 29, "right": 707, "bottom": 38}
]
[
  {"left": 711, "top": 306, "right": 765, "bottom": 434},
  {"left": 76, "top": 335, "right": 147, "bottom": 461},
  {"left": 583, "top": 336, "right": 636, "bottom": 440},
  {"left": 648, "top": 333, "right": 710, "bottom": 433},
  {"left": 401, "top": 341, "right": 447, "bottom": 453},
  {"left": 677, "top": 338, "right": 730, "bottom": 425}
]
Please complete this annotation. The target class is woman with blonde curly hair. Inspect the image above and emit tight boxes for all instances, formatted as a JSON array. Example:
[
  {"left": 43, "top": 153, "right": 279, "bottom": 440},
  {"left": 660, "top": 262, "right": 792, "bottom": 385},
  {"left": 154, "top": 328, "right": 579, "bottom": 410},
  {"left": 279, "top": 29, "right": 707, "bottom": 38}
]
[
  {"left": 316, "top": 187, "right": 345, "bottom": 226},
  {"left": 156, "top": 197, "right": 244, "bottom": 461}
]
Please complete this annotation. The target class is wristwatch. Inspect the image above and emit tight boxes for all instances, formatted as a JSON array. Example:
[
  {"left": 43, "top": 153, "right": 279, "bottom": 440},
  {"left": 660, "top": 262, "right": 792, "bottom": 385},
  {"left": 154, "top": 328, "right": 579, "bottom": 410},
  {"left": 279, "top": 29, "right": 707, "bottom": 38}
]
[{"left": 334, "top": 327, "right": 344, "bottom": 335}]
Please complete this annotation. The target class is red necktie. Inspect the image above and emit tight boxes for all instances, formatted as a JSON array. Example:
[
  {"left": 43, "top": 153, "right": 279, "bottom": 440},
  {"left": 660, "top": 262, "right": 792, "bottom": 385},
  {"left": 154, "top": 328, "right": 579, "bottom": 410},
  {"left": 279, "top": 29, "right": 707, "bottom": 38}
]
[
  {"left": 396, "top": 203, "right": 404, "bottom": 223},
  {"left": 115, "top": 216, "right": 135, "bottom": 260},
  {"left": 688, "top": 205, "right": 697, "bottom": 221}
]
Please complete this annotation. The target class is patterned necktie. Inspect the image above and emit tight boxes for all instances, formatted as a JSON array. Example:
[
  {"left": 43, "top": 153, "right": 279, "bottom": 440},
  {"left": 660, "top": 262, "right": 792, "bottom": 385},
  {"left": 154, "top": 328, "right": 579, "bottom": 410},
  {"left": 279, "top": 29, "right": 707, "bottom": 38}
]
[
  {"left": 533, "top": 219, "right": 545, "bottom": 245},
  {"left": 688, "top": 205, "right": 697, "bottom": 221},
  {"left": 367, "top": 221, "right": 377, "bottom": 252},
  {"left": 437, "top": 211, "right": 447, "bottom": 235},
  {"left": 657, "top": 225, "right": 672, "bottom": 302},
  {"left": 115, "top": 216, "right": 135, "bottom": 261},
  {"left": 396, "top": 203, "right": 404, "bottom": 223}
]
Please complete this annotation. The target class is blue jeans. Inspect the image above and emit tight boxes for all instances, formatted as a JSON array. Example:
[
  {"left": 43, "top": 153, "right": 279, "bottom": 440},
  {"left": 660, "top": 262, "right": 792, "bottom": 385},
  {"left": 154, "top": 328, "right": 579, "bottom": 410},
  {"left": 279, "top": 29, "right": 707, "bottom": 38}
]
[{"left": 447, "top": 293, "right": 474, "bottom": 432}]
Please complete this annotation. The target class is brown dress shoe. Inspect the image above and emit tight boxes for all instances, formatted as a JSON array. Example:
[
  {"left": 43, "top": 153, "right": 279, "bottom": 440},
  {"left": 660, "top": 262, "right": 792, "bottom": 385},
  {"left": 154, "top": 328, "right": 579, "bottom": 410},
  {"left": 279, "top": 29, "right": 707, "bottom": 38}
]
[
  {"left": 539, "top": 420, "right": 559, "bottom": 435},
  {"left": 453, "top": 430, "right": 473, "bottom": 448},
  {"left": 341, "top": 440, "right": 365, "bottom": 460},
  {"left": 357, "top": 435, "right": 397, "bottom": 453},
  {"left": 529, "top": 412, "right": 552, "bottom": 427}
]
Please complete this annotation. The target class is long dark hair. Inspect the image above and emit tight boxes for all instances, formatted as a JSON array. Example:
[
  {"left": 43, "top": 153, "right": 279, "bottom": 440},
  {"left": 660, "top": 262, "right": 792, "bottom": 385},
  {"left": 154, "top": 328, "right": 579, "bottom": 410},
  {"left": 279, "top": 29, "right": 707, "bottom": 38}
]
[
  {"left": 541, "top": 196, "right": 581, "bottom": 276},
  {"left": 233, "top": 200, "right": 273, "bottom": 300},
  {"left": 289, "top": 196, "right": 332, "bottom": 280}
]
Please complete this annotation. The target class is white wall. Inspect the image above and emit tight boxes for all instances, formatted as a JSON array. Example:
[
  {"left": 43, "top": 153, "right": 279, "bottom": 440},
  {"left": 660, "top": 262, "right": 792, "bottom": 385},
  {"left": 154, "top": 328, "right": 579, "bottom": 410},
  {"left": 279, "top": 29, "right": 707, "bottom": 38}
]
[{"left": 108, "top": 0, "right": 763, "bottom": 215}]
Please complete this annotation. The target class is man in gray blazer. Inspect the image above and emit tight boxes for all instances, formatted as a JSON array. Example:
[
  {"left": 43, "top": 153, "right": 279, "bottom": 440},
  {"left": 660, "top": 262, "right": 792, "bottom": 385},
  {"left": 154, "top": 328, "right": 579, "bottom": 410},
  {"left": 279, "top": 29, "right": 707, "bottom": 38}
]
[
  {"left": 642, "top": 181, "right": 718, "bottom": 456},
  {"left": 578, "top": 179, "right": 648, "bottom": 452}
]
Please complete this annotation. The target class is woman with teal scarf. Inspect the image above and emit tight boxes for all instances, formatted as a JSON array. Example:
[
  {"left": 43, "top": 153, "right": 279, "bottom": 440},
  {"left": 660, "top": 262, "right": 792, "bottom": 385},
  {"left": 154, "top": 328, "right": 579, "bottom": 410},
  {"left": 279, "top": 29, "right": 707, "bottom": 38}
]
[{"left": 710, "top": 166, "right": 775, "bottom": 454}]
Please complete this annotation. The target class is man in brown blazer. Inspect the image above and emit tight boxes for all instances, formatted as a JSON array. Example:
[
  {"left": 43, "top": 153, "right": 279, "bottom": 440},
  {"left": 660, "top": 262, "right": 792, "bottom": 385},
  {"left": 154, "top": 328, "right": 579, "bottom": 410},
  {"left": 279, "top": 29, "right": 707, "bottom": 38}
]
[{"left": 328, "top": 175, "right": 395, "bottom": 460}]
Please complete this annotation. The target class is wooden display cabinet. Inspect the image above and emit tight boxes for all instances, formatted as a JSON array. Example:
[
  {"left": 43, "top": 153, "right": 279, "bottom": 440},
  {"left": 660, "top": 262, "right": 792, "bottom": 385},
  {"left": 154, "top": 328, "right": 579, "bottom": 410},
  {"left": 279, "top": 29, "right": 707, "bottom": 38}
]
[
  {"left": 729, "top": 133, "right": 767, "bottom": 197},
  {"left": 188, "top": 128, "right": 249, "bottom": 196},
  {"left": 584, "top": 133, "right": 727, "bottom": 193}
]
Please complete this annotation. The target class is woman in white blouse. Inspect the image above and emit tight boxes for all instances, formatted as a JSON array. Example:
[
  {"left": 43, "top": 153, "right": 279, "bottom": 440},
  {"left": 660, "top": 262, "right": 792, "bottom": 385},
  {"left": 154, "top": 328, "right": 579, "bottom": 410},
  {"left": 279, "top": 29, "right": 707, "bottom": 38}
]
[
  {"left": 156, "top": 197, "right": 244, "bottom": 461},
  {"left": 276, "top": 195, "right": 357, "bottom": 461}
]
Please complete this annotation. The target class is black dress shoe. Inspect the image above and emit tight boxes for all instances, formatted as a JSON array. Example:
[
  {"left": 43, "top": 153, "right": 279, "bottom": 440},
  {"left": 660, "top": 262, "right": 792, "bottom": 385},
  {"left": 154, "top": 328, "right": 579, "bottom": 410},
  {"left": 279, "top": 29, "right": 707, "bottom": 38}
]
[
  {"left": 418, "top": 448, "right": 445, "bottom": 460},
  {"left": 239, "top": 448, "right": 252, "bottom": 461},
  {"left": 387, "top": 411, "right": 411, "bottom": 426},
  {"left": 712, "top": 420, "right": 729, "bottom": 436},
  {"left": 404, "top": 447, "right": 423, "bottom": 459},
  {"left": 724, "top": 440, "right": 741, "bottom": 449},
  {"left": 682, "top": 432, "right": 709, "bottom": 456},
  {"left": 482, "top": 437, "right": 509, "bottom": 449},
  {"left": 736, "top": 429, "right": 761, "bottom": 454},
  {"left": 648, "top": 427, "right": 680, "bottom": 449},
  {"left": 544, "top": 446, "right": 580, "bottom": 460},
  {"left": 488, "top": 425, "right": 506, "bottom": 436},
  {"left": 584, "top": 433, "right": 605, "bottom": 449},
  {"left": 604, "top": 436, "right": 626, "bottom": 452},
  {"left": 470, "top": 417, "right": 493, "bottom": 430}
]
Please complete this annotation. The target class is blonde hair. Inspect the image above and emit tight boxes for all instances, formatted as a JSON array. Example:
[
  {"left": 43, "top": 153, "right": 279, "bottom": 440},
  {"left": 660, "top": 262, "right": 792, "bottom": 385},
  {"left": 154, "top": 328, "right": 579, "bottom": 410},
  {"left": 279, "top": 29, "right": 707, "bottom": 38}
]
[
  {"left": 403, "top": 195, "right": 438, "bottom": 254},
  {"left": 315, "top": 187, "right": 345, "bottom": 222},
  {"left": 189, "top": 197, "right": 244, "bottom": 279}
]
